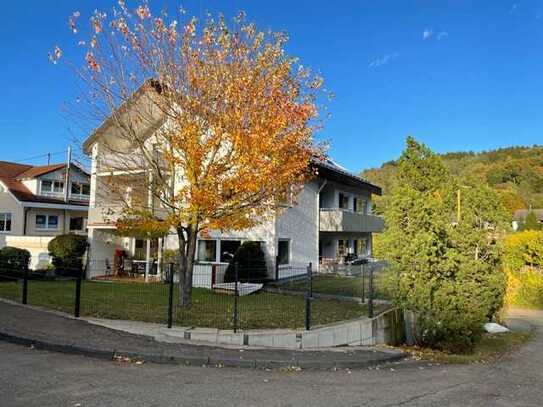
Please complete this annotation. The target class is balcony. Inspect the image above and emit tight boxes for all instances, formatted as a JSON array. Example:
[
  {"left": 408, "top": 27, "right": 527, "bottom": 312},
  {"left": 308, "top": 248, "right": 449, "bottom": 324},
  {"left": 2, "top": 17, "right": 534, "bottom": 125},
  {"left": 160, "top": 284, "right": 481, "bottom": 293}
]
[{"left": 319, "top": 209, "right": 384, "bottom": 233}]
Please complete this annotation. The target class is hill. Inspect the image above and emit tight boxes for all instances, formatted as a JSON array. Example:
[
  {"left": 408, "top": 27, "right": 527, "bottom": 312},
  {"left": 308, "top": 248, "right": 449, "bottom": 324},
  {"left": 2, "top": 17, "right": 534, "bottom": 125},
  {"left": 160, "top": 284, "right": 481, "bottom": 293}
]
[{"left": 361, "top": 145, "right": 543, "bottom": 214}]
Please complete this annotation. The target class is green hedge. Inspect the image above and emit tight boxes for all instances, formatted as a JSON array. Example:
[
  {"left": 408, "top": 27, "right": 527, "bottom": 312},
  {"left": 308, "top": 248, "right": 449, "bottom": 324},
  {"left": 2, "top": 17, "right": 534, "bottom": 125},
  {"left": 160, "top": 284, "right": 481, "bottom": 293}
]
[
  {"left": 48, "top": 234, "right": 88, "bottom": 276},
  {"left": 0, "top": 246, "right": 31, "bottom": 273}
]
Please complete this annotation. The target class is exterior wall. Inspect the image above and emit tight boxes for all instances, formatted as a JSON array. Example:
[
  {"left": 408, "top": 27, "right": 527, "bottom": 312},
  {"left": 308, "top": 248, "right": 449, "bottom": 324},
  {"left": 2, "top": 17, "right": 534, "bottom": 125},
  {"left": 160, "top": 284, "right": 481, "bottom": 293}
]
[
  {"left": 87, "top": 228, "right": 128, "bottom": 278},
  {"left": 0, "top": 186, "right": 24, "bottom": 236},
  {"left": 276, "top": 180, "right": 319, "bottom": 267},
  {"left": 25, "top": 208, "right": 88, "bottom": 237},
  {"left": 34, "top": 167, "right": 90, "bottom": 202},
  {"left": 3, "top": 235, "right": 55, "bottom": 270}
]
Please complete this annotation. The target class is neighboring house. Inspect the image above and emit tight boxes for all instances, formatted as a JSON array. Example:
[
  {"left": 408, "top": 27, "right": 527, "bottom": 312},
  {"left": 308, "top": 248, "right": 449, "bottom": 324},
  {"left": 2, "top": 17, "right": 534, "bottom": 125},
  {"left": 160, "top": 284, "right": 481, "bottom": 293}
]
[
  {"left": 512, "top": 209, "right": 543, "bottom": 231},
  {"left": 0, "top": 161, "right": 90, "bottom": 268},
  {"left": 82, "top": 109, "right": 384, "bottom": 280}
]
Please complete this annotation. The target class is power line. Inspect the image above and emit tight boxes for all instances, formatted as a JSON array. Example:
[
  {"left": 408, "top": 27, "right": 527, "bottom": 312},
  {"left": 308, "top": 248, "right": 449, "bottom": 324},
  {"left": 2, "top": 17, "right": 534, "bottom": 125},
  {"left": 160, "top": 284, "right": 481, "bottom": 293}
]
[{"left": 12, "top": 151, "right": 65, "bottom": 164}]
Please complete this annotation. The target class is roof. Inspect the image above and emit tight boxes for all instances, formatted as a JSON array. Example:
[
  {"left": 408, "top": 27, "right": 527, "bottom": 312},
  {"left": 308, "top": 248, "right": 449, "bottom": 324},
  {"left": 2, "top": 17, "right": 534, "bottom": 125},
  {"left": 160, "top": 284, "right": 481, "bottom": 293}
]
[
  {"left": 513, "top": 209, "right": 543, "bottom": 221},
  {"left": 0, "top": 160, "right": 89, "bottom": 207},
  {"left": 83, "top": 79, "right": 163, "bottom": 154},
  {"left": 311, "top": 157, "right": 382, "bottom": 195}
]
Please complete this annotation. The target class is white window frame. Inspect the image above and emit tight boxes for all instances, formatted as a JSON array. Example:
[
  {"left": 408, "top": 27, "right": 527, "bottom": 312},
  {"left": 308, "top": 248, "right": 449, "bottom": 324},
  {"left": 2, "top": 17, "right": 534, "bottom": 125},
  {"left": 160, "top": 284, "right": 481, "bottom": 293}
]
[
  {"left": 35, "top": 214, "right": 59, "bottom": 230},
  {"left": 41, "top": 180, "right": 64, "bottom": 194},
  {"left": 70, "top": 182, "right": 90, "bottom": 198},
  {"left": 197, "top": 239, "right": 218, "bottom": 263},
  {"left": 0, "top": 212, "right": 12, "bottom": 233}
]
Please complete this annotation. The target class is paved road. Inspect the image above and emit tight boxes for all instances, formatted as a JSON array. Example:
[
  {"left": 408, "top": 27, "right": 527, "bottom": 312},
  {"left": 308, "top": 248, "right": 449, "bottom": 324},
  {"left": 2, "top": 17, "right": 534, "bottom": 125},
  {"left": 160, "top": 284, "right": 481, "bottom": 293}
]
[{"left": 1, "top": 309, "right": 542, "bottom": 407}]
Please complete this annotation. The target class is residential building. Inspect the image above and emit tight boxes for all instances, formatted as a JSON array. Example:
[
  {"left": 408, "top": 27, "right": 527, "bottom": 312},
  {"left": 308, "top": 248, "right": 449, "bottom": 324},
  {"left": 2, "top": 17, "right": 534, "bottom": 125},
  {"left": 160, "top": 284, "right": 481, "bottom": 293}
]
[
  {"left": 83, "top": 133, "right": 383, "bottom": 281},
  {"left": 512, "top": 209, "right": 543, "bottom": 231},
  {"left": 0, "top": 161, "right": 90, "bottom": 268}
]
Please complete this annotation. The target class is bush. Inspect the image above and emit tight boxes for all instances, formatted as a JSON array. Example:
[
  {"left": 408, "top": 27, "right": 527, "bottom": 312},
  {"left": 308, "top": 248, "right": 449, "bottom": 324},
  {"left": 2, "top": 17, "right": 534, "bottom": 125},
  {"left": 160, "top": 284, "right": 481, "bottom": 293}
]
[
  {"left": 0, "top": 246, "right": 31, "bottom": 274},
  {"left": 48, "top": 234, "right": 88, "bottom": 276},
  {"left": 224, "top": 241, "right": 269, "bottom": 283},
  {"left": 507, "top": 268, "right": 543, "bottom": 309}
]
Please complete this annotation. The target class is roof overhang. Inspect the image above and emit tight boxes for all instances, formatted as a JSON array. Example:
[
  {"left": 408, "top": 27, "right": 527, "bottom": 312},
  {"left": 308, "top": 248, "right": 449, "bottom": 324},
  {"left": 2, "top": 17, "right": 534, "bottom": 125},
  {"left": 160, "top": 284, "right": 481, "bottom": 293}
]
[
  {"left": 21, "top": 202, "right": 89, "bottom": 211},
  {"left": 312, "top": 161, "right": 382, "bottom": 195}
]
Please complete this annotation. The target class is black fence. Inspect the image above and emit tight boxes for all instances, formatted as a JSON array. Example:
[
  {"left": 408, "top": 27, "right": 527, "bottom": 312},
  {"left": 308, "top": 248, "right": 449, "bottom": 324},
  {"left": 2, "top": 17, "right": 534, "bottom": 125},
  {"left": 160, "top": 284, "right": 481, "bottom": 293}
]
[{"left": 0, "top": 260, "right": 389, "bottom": 332}]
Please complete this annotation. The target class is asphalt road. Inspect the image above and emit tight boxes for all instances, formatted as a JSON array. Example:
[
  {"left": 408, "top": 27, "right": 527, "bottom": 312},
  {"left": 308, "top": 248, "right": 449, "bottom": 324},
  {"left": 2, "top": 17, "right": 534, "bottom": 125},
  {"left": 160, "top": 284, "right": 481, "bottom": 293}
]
[{"left": 1, "top": 309, "right": 542, "bottom": 407}]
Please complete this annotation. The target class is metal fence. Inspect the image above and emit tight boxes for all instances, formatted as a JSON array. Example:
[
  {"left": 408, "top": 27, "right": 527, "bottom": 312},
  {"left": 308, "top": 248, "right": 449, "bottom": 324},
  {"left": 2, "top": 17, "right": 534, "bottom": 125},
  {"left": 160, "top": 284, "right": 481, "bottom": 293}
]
[{"left": 0, "top": 260, "right": 389, "bottom": 332}]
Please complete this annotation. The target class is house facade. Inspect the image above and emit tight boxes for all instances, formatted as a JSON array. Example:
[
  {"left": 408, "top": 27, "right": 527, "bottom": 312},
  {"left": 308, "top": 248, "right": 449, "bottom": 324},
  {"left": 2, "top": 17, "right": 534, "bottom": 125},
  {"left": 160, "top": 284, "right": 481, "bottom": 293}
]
[
  {"left": 83, "top": 133, "right": 384, "bottom": 280},
  {"left": 512, "top": 209, "right": 543, "bottom": 231},
  {"left": 0, "top": 161, "right": 90, "bottom": 268}
]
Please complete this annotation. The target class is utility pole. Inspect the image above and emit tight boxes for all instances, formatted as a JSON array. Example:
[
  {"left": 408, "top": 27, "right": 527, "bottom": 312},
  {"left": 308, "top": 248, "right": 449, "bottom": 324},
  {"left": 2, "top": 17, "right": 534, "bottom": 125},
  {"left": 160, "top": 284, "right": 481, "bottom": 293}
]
[
  {"left": 64, "top": 146, "right": 72, "bottom": 203},
  {"left": 64, "top": 145, "right": 72, "bottom": 234},
  {"left": 457, "top": 188, "right": 461, "bottom": 224}
]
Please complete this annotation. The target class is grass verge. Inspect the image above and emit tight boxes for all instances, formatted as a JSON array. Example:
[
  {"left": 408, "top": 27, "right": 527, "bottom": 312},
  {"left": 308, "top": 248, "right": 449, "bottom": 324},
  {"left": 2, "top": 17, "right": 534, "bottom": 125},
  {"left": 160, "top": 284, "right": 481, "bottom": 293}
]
[{"left": 401, "top": 331, "right": 534, "bottom": 364}]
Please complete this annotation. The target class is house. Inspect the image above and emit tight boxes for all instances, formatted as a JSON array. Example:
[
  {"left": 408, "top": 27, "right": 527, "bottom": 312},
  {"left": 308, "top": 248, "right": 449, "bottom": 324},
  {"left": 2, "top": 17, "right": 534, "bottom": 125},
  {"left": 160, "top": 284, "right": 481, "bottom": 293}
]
[
  {"left": 512, "top": 209, "right": 543, "bottom": 231},
  {"left": 0, "top": 161, "right": 90, "bottom": 268},
  {"left": 82, "top": 85, "right": 384, "bottom": 280}
]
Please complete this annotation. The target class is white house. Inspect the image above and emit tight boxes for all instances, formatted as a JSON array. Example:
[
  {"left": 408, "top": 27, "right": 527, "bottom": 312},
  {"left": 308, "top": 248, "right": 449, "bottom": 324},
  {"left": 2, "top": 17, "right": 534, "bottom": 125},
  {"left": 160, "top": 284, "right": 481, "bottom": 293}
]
[
  {"left": 82, "top": 86, "right": 384, "bottom": 280},
  {"left": 0, "top": 161, "right": 90, "bottom": 268}
]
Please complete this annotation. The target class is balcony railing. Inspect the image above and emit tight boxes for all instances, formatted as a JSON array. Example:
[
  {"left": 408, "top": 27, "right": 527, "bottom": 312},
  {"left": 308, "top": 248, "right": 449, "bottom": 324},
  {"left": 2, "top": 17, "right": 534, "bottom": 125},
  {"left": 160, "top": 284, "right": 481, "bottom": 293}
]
[{"left": 319, "top": 208, "right": 384, "bottom": 233}]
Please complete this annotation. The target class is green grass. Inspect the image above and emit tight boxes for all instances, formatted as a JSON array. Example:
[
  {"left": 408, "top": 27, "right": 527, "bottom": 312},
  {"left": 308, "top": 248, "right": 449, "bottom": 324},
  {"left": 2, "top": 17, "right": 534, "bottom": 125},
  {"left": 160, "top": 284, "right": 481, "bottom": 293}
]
[
  {"left": 288, "top": 274, "right": 390, "bottom": 300},
  {"left": 402, "top": 331, "right": 534, "bottom": 364},
  {"left": 0, "top": 279, "right": 370, "bottom": 330}
]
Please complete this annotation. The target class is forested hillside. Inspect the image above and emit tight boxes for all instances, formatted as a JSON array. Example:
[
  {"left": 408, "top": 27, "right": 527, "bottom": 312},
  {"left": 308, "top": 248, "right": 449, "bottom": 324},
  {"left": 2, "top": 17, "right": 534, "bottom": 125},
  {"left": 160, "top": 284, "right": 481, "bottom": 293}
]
[{"left": 361, "top": 145, "right": 543, "bottom": 214}]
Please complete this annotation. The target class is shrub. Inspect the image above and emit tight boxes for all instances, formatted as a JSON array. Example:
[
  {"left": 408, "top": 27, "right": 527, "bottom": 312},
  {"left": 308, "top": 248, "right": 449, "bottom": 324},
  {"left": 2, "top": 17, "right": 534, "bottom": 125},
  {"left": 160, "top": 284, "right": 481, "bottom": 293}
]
[
  {"left": 0, "top": 246, "right": 31, "bottom": 274},
  {"left": 503, "top": 231, "right": 543, "bottom": 271},
  {"left": 223, "top": 241, "right": 269, "bottom": 283},
  {"left": 506, "top": 268, "right": 543, "bottom": 309},
  {"left": 48, "top": 234, "right": 88, "bottom": 276}
]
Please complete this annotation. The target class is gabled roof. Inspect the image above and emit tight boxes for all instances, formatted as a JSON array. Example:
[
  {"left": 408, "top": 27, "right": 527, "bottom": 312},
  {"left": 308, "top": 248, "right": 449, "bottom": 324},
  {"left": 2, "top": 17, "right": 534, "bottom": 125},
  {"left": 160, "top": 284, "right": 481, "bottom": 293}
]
[
  {"left": 0, "top": 160, "right": 89, "bottom": 206},
  {"left": 312, "top": 157, "right": 382, "bottom": 195},
  {"left": 16, "top": 163, "right": 66, "bottom": 180}
]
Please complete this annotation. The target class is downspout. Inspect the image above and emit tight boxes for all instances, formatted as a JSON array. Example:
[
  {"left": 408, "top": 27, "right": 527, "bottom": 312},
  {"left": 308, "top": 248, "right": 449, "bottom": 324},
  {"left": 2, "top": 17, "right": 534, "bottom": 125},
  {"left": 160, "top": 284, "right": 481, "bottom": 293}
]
[{"left": 316, "top": 179, "right": 328, "bottom": 270}]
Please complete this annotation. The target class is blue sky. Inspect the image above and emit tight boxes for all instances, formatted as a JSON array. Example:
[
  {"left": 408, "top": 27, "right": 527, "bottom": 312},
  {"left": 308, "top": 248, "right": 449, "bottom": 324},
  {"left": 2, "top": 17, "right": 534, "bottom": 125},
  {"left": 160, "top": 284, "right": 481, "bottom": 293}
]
[{"left": 1, "top": 1, "right": 543, "bottom": 172}]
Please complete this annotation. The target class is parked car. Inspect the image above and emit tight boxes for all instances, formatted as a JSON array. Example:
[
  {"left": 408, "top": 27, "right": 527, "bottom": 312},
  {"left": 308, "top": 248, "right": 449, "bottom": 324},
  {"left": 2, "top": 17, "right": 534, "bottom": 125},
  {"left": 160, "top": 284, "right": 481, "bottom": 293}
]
[{"left": 347, "top": 256, "right": 370, "bottom": 265}]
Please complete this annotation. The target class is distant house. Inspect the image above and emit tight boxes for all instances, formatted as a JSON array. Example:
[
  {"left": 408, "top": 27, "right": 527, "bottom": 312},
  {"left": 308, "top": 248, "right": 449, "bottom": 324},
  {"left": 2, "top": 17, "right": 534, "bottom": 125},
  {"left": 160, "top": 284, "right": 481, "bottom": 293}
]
[
  {"left": 0, "top": 161, "right": 90, "bottom": 268},
  {"left": 512, "top": 209, "right": 543, "bottom": 231}
]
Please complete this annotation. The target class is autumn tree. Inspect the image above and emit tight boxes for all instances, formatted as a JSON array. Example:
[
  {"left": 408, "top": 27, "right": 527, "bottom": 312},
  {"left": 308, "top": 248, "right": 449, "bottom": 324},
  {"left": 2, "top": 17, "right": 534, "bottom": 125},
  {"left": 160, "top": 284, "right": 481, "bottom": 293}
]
[{"left": 55, "top": 3, "right": 326, "bottom": 306}]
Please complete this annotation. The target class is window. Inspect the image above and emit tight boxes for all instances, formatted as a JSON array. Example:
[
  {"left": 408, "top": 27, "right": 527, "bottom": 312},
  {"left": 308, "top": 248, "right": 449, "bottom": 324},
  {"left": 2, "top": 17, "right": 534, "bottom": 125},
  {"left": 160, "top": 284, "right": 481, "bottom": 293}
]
[
  {"left": 355, "top": 198, "right": 366, "bottom": 214},
  {"left": 337, "top": 239, "right": 348, "bottom": 257},
  {"left": 36, "top": 215, "right": 59, "bottom": 230},
  {"left": 278, "top": 239, "right": 290, "bottom": 265},
  {"left": 69, "top": 217, "right": 85, "bottom": 231},
  {"left": 219, "top": 240, "right": 241, "bottom": 263},
  {"left": 197, "top": 240, "right": 216, "bottom": 262},
  {"left": 0, "top": 213, "right": 11, "bottom": 232},
  {"left": 71, "top": 182, "right": 90, "bottom": 196},
  {"left": 338, "top": 193, "right": 349, "bottom": 209},
  {"left": 355, "top": 239, "right": 367, "bottom": 256},
  {"left": 41, "top": 180, "right": 64, "bottom": 194}
]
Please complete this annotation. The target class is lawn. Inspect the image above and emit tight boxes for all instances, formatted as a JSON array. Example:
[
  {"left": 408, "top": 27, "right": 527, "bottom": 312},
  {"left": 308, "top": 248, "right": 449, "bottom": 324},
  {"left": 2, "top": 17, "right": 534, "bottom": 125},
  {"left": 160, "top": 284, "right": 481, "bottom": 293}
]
[
  {"left": 0, "top": 279, "right": 370, "bottom": 330},
  {"left": 287, "top": 273, "right": 390, "bottom": 300}
]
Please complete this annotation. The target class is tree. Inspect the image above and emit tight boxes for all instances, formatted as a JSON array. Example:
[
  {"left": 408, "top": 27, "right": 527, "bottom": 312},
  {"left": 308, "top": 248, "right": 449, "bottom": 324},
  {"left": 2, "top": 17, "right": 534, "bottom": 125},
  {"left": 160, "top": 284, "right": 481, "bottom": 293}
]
[
  {"left": 520, "top": 210, "right": 542, "bottom": 231},
  {"left": 55, "top": 4, "right": 325, "bottom": 306},
  {"left": 381, "top": 137, "right": 507, "bottom": 351}
]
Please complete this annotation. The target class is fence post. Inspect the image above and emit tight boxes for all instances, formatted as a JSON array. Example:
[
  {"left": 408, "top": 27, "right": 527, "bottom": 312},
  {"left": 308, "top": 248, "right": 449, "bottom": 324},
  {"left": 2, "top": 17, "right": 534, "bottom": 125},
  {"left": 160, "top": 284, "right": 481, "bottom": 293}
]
[
  {"left": 361, "top": 264, "right": 365, "bottom": 303},
  {"left": 233, "top": 262, "right": 239, "bottom": 333},
  {"left": 22, "top": 264, "right": 28, "bottom": 305},
  {"left": 368, "top": 264, "right": 374, "bottom": 319},
  {"left": 305, "top": 262, "right": 312, "bottom": 331},
  {"left": 167, "top": 263, "right": 174, "bottom": 329},
  {"left": 74, "top": 268, "right": 82, "bottom": 318}
]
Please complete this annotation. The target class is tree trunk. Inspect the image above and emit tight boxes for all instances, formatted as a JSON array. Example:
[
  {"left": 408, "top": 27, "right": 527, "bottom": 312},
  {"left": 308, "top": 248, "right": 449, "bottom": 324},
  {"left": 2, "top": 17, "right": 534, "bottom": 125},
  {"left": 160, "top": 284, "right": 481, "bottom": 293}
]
[{"left": 177, "top": 225, "right": 198, "bottom": 308}]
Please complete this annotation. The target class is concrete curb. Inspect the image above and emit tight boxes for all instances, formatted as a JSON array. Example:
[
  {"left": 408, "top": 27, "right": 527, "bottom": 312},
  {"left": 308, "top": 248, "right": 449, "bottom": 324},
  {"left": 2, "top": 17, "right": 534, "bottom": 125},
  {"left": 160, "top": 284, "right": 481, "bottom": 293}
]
[{"left": 0, "top": 329, "right": 405, "bottom": 369}]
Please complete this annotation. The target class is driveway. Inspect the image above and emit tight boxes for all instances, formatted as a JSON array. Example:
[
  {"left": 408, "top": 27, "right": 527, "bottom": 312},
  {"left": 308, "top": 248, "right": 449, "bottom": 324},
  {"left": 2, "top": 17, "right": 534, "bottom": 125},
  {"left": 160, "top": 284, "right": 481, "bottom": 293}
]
[{"left": 0, "top": 308, "right": 541, "bottom": 407}]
